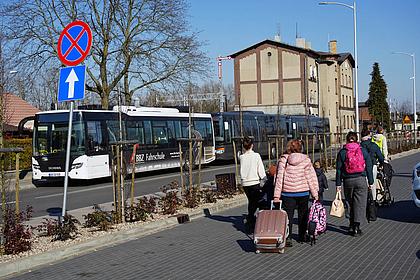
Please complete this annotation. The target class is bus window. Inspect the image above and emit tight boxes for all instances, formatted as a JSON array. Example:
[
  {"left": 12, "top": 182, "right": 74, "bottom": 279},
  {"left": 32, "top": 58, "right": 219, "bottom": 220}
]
[
  {"left": 87, "top": 120, "right": 107, "bottom": 152},
  {"left": 152, "top": 121, "right": 168, "bottom": 148},
  {"left": 144, "top": 121, "right": 153, "bottom": 146},
  {"left": 167, "top": 121, "right": 176, "bottom": 148},
  {"left": 181, "top": 120, "right": 189, "bottom": 138},
  {"left": 205, "top": 120, "right": 213, "bottom": 145},
  {"left": 174, "top": 121, "right": 182, "bottom": 139},
  {"left": 127, "top": 120, "right": 145, "bottom": 148},
  {"left": 194, "top": 120, "right": 205, "bottom": 138},
  {"left": 107, "top": 120, "right": 125, "bottom": 142}
]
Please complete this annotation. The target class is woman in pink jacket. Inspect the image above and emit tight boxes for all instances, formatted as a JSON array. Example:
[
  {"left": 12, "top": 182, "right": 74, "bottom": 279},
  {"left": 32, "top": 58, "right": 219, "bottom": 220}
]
[{"left": 274, "top": 140, "right": 319, "bottom": 247}]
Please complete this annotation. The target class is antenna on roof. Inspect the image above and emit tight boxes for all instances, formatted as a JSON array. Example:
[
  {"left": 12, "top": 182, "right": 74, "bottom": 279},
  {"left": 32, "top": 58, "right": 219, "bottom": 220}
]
[
  {"left": 328, "top": 34, "right": 330, "bottom": 52},
  {"left": 277, "top": 21, "right": 280, "bottom": 36},
  {"left": 296, "top": 22, "right": 298, "bottom": 38}
]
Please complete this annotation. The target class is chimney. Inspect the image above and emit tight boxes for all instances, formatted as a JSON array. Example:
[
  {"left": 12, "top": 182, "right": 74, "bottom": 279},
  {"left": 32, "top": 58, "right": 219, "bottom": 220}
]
[
  {"left": 305, "top": 41, "right": 311, "bottom": 49},
  {"left": 274, "top": 35, "right": 281, "bottom": 42},
  {"left": 296, "top": 38, "right": 305, "bottom": 48},
  {"left": 330, "top": 40, "right": 337, "bottom": 54}
]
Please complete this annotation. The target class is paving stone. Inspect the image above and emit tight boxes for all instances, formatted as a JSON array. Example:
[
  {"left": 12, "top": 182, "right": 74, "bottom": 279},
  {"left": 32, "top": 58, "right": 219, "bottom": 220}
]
[{"left": 3, "top": 151, "right": 420, "bottom": 279}]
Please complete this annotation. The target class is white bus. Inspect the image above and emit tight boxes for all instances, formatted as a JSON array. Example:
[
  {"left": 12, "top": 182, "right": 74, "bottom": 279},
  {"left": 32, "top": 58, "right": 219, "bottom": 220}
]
[{"left": 24, "top": 106, "right": 215, "bottom": 181}]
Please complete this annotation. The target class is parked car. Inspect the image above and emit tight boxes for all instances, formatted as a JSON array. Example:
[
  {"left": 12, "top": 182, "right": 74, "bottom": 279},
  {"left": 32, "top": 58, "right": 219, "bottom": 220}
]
[{"left": 412, "top": 162, "right": 420, "bottom": 208}]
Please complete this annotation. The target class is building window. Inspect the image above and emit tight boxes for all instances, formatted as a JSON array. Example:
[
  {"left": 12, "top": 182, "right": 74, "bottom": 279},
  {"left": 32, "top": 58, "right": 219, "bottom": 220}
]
[
  {"left": 342, "top": 95, "right": 344, "bottom": 107},
  {"left": 342, "top": 73, "right": 344, "bottom": 84},
  {"left": 346, "top": 96, "right": 348, "bottom": 107},
  {"left": 346, "top": 75, "right": 348, "bottom": 86},
  {"left": 335, "top": 65, "right": 337, "bottom": 72},
  {"left": 335, "top": 78, "right": 338, "bottom": 95},
  {"left": 347, "top": 116, "right": 349, "bottom": 129},
  {"left": 349, "top": 76, "right": 352, "bottom": 88},
  {"left": 310, "top": 65, "right": 313, "bottom": 77}
]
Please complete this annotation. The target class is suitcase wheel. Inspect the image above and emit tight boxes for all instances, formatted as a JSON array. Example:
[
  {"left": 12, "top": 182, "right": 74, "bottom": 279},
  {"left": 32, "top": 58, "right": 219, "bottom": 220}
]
[{"left": 255, "top": 250, "right": 261, "bottom": 254}]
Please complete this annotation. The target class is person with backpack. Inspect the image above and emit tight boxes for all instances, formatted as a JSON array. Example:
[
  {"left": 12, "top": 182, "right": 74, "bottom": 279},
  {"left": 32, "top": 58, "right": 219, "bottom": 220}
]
[
  {"left": 336, "top": 132, "right": 374, "bottom": 237},
  {"left": 273, "top": 139, "right": 319, "bottom": 247},
  {"left": 360, "top": 128, "right": 384, "bottom": 200}
]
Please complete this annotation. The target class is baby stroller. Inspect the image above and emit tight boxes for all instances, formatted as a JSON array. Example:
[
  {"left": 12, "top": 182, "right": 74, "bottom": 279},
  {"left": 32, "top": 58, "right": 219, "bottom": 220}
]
[{"left": 376, "top": 162, "right": 395, "bottom": 207}]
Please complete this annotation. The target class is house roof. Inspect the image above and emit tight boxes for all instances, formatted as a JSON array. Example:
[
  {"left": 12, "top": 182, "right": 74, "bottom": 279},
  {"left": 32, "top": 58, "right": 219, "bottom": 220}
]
[
  {"left": 1, "top": 93, "right": 41, "bottom": 131},
  {"left": 229, "top": 39, "right": 355, "bottom": 68},
  {"left": 229, "top": 39, "right": 321, "bottom": 58}
]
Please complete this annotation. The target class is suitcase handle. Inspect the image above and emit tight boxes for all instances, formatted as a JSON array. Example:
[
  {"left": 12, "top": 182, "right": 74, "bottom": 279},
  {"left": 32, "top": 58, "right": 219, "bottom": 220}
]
[{"left": 270, "top": 200, "right": 282, "bottom": 210}]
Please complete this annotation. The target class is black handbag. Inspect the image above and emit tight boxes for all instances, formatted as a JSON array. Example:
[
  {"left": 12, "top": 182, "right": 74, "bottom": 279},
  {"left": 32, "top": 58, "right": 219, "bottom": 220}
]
[{"left": 366, "top": 190, "right": 377, "bottom": 222}]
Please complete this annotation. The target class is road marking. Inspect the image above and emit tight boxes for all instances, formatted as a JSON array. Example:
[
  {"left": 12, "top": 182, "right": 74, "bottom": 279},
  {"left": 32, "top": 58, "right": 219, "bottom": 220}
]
[{"left": 35, "top": 165, "right": 232, "bottom": 199}]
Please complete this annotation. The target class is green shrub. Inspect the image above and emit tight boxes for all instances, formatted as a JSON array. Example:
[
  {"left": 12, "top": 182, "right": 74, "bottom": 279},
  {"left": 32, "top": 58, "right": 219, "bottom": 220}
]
[{"left": 3, "top": 139, "right": 32, "bottom": 170}]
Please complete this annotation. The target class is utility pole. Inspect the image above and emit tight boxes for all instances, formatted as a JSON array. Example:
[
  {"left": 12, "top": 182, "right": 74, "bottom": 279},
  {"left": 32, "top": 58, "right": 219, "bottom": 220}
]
[{"left": 216, "top": 55, "right": 232, "bottom": 113}]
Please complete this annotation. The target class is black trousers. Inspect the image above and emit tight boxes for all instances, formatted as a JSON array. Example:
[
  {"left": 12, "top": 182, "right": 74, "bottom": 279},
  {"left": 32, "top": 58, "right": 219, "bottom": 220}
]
[
  {"left": 243, "top": 184, "right": 260, "bottom": 225},
  {"left": 281, "top": 195, "right": 310, "bottom": 240}
]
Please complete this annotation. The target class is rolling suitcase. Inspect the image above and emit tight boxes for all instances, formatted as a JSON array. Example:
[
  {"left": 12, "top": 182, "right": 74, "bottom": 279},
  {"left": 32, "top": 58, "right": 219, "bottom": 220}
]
[{"left": 254, "top": 201, "right": 289, "bottom": 254}]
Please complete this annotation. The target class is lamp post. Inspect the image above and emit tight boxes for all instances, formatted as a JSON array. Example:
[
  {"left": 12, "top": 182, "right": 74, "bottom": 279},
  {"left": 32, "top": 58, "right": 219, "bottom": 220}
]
[
  {"left": 319, "top": 2, "right": 359, "bottom": 135},
  {"left": 9, "top": 70, "right": 21, "bottom": 99},
  {"left": 392, "top": 51, "right": 416, "bottom": 143}
]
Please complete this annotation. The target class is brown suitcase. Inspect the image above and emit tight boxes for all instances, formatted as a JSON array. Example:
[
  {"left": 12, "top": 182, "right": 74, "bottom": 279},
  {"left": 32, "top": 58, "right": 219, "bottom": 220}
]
[{"left": 253, "top": 201, "right": 289, "bottom": 254}]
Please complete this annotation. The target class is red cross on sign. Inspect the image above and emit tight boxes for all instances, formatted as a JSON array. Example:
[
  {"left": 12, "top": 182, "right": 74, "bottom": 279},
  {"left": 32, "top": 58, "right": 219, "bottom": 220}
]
[{"left": 57, "top": 21, "right": 92, "bottom": 66}]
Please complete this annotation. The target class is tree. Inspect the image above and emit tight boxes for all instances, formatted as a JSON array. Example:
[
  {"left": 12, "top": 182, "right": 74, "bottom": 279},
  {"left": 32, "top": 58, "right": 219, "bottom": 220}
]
[
  {"left": 366, "top": 62, "right": 390, "bottom": 129},
  {"left": 2, "top": 0, "right": 210, "bottom": 109}
]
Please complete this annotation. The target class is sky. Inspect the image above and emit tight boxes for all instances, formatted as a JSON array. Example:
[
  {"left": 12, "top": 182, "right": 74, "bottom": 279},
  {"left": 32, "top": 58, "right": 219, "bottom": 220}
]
[{"left": 188, "top": 0, "right": 420, "bottom": 113}]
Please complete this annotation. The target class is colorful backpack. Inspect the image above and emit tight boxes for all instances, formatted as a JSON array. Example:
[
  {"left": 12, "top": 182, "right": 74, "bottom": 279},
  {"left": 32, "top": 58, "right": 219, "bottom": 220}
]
[
  {"left": 344, "top": 145, "right": 366, "bottom": 173},
  {"left": 307, "top": 201, "right": 327, "bottom": 245}
]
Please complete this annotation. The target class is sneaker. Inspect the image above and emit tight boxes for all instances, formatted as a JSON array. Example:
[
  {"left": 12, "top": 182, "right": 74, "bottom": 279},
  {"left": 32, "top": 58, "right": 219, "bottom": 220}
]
[
  {"left": 353, "top": 228, "right": 363, "bottom": 237},
  {"left": 286, "top": 238, "right": 293, "bottom": 247},
  {"left": 348, "top": 227, "right": 355, "bottom": 236}
]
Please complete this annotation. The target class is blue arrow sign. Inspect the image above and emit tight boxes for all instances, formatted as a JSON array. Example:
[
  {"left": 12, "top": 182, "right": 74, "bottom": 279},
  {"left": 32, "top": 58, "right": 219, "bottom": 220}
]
[{"left": 58, "top": 65, "right": 86, "bottom": 101}]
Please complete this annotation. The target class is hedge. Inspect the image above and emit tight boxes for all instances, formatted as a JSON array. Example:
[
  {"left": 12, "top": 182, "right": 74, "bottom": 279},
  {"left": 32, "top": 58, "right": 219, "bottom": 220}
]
[{"left": 2, "top": 139, "right": 32, "bottom": 171}]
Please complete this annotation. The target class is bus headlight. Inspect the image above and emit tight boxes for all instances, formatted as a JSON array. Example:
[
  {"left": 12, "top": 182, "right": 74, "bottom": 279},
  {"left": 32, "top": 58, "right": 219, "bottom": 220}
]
[
  {"left": 216, "top": 148, "right": 225, "bottom": 154},
  {"left": 33, "top": 164, "right": 40, "bottom": 170},
  {"left": 71, "top": 163, "right": 83, "bottom": 170}
]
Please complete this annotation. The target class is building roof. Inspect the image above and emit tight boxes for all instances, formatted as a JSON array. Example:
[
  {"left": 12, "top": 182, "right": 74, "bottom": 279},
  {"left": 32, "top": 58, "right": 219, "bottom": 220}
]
[
  {"left": 1, "top": 93, "right": 41, "bottom": 131},
  {"left": 229, "top": 39, "right": 355, "bottom": 68},
  {"left": 229, "top": 39, "right": 321, "bottom": 58}
]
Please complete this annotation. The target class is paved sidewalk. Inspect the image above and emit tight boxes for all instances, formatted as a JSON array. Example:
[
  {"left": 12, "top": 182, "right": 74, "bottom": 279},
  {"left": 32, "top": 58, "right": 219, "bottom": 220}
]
[{"left": 2, "top": 149, "right": 420, "bottom": 279}]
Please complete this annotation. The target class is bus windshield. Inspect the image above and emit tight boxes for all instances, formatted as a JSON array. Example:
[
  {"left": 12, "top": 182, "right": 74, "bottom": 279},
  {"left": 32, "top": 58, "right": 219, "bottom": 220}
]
[{"left": 34, "top": 114, "right": 85, "bottom": 156}]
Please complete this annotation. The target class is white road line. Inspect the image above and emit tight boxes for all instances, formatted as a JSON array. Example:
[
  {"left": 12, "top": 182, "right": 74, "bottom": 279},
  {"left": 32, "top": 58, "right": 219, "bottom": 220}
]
[{"left": 35, "top": 165, "right": 230, "bottom": 200}]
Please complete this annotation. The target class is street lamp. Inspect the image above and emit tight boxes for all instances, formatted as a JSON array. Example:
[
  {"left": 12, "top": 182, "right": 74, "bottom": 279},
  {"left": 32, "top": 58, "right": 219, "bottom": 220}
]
[
  {"left": 392, "top": 51, "right": 417, "bottom": 143},
  {"left": 319, "top": 2, "right": 359, "bottom": 135},
  {"left": 9, "top": 70, "right": 22, "bottom": 99}
]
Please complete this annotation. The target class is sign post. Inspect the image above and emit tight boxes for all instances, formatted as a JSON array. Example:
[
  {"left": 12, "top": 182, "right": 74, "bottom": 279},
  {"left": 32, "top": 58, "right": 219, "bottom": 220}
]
[{"left": 57, "top": 21, "right": 92, "bottom": 221}]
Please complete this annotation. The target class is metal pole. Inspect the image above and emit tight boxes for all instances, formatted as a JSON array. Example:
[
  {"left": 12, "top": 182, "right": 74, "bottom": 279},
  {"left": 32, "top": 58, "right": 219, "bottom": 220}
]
[
  {"left": 353, "top": 2, "right": 359, "bottom": 136},
  {"left": 61, "top": 101, "right": 74, "bottom": 220},
  {"left": 15, "top": 153, "right": 19, "bottom": 215},
  {"left": 413, "top": 53, "right": 417, "bottom": 143},
  {"left": 268, "top": 138, "right": 271, "bottom": 169}
]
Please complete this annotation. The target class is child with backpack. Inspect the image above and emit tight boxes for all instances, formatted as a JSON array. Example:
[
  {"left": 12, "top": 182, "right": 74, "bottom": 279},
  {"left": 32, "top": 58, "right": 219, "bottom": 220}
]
[
  {"left": 335, "top": 132, "right": 374, "bottom": 237},
  {"left": 313, "top": 160, "right": 328, "bottom": 205}
]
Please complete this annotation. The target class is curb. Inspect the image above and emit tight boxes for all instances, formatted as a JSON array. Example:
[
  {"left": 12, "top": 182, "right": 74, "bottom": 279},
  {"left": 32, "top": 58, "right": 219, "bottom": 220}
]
[{"left": 0, "top": 196, "right": 248, "bottom": 278}]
